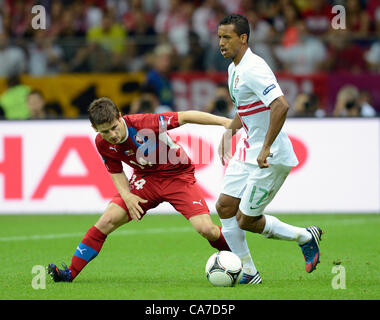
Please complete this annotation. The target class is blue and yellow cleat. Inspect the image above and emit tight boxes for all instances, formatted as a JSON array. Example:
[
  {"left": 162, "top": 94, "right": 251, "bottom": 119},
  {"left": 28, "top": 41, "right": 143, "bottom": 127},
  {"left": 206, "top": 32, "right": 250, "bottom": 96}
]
[
  {"left": 299, "top": 226, "right": 323, "bottom": 273},
  {"left": 239, "top": 271, "right": 262, "bottom": 284},
  {"left": 47, "top": 263, "right": 72, "bottom": 282}
]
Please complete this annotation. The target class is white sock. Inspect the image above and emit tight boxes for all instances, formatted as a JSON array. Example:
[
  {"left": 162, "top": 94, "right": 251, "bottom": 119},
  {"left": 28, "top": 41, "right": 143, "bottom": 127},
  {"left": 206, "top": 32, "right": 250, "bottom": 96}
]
[
  {"left": 262, "top": 214, "right": 312, "bottom": 245},
  {"left": 220, "top": 216, "right": 258, "bottom": 275}
]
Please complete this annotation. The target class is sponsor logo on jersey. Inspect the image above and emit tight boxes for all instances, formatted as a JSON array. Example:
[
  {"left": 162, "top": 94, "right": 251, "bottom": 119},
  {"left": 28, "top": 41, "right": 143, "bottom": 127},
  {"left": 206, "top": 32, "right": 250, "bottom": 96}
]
[
  {"left": 134, "top": 134, "right": 144, "bottom": 145},
  {"left": 263, "top": 84, "right": 276, "bottom": 95},
  {"left": 192, "top": 200, "right": 203, "bottom": 206},
  {"left": 159, "top": 115, "right": 166, "bottom": 129},
  {"left": 234, "top": 75, "right": 239, "bottom": 88},
  {"left": 125, "top": 149, "right": 134, "bottom": 156}
]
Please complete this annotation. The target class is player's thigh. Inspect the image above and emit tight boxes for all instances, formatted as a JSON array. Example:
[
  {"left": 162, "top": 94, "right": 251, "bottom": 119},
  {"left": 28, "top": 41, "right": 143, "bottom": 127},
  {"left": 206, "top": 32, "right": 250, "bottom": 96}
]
[
  {"left": 239, "top": 164, "right": 291, "bottom": 217},
  {"left": 95, "top": 202, "right": 131, "bottom": 235},
  {"left": 217, "top": 159, "right": 248, "bottom": 218},
  {"left": 163, "top": 178, "right": 209, "bottom": 220},
  {"left": 221, "top": 158, "right": 249, "bottom": 199}
]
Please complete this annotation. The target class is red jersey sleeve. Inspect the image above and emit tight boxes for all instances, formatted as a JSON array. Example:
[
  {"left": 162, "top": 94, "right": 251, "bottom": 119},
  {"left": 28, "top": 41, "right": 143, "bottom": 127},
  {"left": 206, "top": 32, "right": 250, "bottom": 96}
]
[
  {"left": 125, "top": 112, "right": 179, "bottom": 133},
  {"left": 157, "top": 112, "right": 179, "bottom": 132},
  {"left": 95, "top": 134, "right": 123, "bottom": 174}
]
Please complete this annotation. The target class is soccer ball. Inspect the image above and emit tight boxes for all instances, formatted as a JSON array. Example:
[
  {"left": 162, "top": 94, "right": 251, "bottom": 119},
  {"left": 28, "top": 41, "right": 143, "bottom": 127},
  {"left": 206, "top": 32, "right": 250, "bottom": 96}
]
[{"left": 205, "top": 251, "right": 243, "bottom": 287}]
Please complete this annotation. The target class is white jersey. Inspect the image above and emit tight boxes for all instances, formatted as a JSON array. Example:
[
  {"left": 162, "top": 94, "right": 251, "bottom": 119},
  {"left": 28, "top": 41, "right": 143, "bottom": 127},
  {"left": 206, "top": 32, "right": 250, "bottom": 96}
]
[{"left": 228, "top": 48, "right": 298, "bottom": 167}]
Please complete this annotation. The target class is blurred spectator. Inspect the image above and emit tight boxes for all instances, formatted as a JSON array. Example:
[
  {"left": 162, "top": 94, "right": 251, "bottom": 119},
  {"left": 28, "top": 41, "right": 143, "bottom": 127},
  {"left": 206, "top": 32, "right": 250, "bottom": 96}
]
[
  {"left": 124, "top": 0, "right": 157, "bottom": 71},
  {"left": 293, "top": 92, "right": 325, "bottom": 117},
  {"left": 154, "top": 0, "right": 192, "bottom": 56},
  {"left": 192, "top": 0, "right": 220, "bottom": 47},
  {"left": 48, "top": 0, "right": 65, "bottom": 37},
  {"left": 333, "top": 85, "right": 376, "bottom": 117},
  {"left": 299, "top": 0, "right": 333, "bottom": 35},
  {"left": 358, "top": 90, "right": 377, "bottom": 116},
  {"left": 346, "top": 0, "right": 371, "bottom": 37},
  {"left": 177, "top": 31, "right": 206, "bottom": 71},
  {"left": 365, "top": 41, "right": 380, "bottom": 72},
  {"left": 325, "top": 28, "right": 368, "bottom": 73},
  {"left": 86, "top": 2, "right": 104, "bottom": 29},
  {"left": 0, "top": 75, "right": 31, "bottom": 120},
  {"left": 219, "top": 0, "right": 242, "bottom": 14},
  {"left": 144, "top": 43, "right": 174, "bottom": 109},
  {"left": 67, "top": 9, "right": 125, "bottom": 72},
  {"left": 86, "top": 9, "right": 127, "bottom": 71},
  {"left": 204, "top": 83, "right": 234, "bottom": 118},
  {"left": 107, "top": 0, "right": 128, "bottom": 22},
  {"left": 6, "top": 0, "right": 34, "bottom": 38},
  {"left": 130, "top": 84, "right": 172, "bottom": 114},
  {"left": 27, "top": 30, "right": 65, "bottom": 75},
  {"left": 26, "top": 90, "right": 46, "bottom": 119},
  {"left": 366, "top": 0, "right": 380, "bottom": 34},
  {"left": 280, "top": 2, "right": 303, "bottom": 48},
  {"left": 56, "top": 6, "right": 86, "bottom": 72},
  {"left": 203, "top": 3, "right": 230, "bottom": 72},
  {"left": 69, "top": 0, "right": 88, "bottom": 35},
  {"left": 123, "top": 0, "right": 154, "bottom": 33},
  {"left": 0, "top": 32, "right": 26, "bottom": 77},
  {"left": 274, "top": 20, "right": 327, "bottom": 74},
  {"left": 246, "top": 9, "right": 278, "bottom": 71}
]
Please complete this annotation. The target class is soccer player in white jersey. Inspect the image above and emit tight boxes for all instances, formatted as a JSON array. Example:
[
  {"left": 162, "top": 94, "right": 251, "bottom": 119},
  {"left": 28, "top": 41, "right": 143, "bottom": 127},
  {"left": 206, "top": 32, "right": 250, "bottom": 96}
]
[{"left": 216, "top": 14, "right": 323, "bottom": 284}]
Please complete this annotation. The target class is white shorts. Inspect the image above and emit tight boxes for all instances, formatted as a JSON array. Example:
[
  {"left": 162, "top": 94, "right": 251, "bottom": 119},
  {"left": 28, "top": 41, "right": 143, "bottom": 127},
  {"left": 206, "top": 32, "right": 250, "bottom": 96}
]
[{"left": 221, "top": 158, "right": 292, "bottom": 216}]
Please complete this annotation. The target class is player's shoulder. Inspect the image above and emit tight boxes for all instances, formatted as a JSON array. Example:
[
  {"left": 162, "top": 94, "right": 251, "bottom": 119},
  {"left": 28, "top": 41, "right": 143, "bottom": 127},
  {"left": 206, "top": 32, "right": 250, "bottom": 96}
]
[
  {"left": 243, "top": 50, "right": 275, "bottom": 78},
  {"left": 244, "top": 49, "right": 269, "bottom": 69},
  {"left": 123, "top": 113, "right": 156, "bottom": 127}
]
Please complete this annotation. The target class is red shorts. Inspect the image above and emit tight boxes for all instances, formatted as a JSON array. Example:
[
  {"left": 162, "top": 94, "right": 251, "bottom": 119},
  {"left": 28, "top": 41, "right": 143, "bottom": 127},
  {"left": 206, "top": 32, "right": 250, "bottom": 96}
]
[{"left": 110, "top": 173, "right": 209, "bottom": 220}]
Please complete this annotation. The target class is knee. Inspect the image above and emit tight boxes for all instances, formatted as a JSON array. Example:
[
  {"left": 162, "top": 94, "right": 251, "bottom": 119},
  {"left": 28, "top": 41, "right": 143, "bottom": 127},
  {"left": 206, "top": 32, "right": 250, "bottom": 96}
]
[
  {"left": 216, "top": 199, "right": 234, "bottom": 218},
  {"left": 236, "top": 213, "right": 263, "bottom": 233},
  {"left": 96, "top": 214, "right": 114, "bottom": 232}
]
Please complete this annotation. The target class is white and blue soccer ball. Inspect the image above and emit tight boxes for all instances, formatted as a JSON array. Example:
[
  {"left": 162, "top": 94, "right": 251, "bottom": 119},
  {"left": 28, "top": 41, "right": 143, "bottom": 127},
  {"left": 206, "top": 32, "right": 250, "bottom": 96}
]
[{"left": 205, "top": 251, "right": 243, "bottom": 287}]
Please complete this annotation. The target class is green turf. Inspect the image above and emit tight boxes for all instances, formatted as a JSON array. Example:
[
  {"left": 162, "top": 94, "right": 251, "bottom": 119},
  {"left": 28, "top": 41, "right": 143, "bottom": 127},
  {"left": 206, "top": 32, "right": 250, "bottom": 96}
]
[{"left": 0, "top": 213, "right": 379, "bottom": 300}]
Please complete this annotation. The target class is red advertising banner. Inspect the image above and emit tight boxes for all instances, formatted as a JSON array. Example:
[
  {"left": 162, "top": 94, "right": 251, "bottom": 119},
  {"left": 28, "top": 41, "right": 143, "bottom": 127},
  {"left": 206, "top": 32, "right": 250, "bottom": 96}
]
[{"left": 327, "top": 73, "right": 380, "bottom": 113}]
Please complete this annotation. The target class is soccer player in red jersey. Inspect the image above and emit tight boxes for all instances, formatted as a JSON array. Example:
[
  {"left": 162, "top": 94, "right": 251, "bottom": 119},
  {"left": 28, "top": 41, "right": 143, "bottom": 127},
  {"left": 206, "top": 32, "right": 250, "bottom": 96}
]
[{"left": 48, "top": 97, "right": 232, "bottom": 282}]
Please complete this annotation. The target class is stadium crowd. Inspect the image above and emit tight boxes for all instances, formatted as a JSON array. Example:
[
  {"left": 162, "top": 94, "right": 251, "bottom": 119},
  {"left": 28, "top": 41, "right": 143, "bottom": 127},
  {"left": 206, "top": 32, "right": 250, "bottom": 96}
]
[{"left": 0, "top": 0, "right": 379, "bottom": 118}]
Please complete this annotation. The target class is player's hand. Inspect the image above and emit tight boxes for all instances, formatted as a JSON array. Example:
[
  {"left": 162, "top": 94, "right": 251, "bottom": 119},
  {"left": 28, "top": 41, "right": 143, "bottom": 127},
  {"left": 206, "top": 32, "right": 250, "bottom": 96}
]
[
  {"left": 222, "top": 118, "right": 232, "bottom": 129},
  {"left": 218, "top": 131, "right": 233, "bottom": 166},
  {"left": 123, "top": 193, "right": 148, "bottom": 221},
  {"left": 257, "top": 147, "right": 270, "bottom": 168}
]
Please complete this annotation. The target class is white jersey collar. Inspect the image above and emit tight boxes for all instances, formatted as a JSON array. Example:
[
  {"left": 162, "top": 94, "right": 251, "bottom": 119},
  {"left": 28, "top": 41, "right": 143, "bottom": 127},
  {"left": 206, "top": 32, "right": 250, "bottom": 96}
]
[{"left": 120, "top": 116, "right": 128, "bottom": 143}]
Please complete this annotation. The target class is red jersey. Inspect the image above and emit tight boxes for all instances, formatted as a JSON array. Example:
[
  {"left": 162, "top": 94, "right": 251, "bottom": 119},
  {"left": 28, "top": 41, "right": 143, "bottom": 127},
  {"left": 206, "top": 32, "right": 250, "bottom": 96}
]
[{"left": 95, "top": 112, "right": 194, "bottom": 178}]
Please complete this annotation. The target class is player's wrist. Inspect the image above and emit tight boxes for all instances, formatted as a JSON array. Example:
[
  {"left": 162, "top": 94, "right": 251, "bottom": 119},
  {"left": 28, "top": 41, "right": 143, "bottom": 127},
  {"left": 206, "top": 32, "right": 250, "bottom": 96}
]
[{"left": 121, "top": 191, "right": 134, "bottom": 202}]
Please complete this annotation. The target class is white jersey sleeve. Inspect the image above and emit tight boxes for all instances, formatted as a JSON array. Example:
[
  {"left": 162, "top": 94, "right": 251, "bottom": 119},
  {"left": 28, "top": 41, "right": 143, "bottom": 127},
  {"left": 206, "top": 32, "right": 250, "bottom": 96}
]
[{"left": 245, "top": 57, "right": 283, "bottom": 107}]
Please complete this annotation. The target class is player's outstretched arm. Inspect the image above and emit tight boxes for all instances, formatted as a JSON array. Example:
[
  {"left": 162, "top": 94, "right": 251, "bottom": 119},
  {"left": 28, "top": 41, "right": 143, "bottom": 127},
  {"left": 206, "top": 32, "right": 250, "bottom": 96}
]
[
  {"left": 178, "top": 111, "right": 231, "bottom": 128},
  {"left": 111, "top": 172, "right": 147, "bottom": 221},
  {"left": 218, "top": 113, "right": 242, "bottom": 165}
]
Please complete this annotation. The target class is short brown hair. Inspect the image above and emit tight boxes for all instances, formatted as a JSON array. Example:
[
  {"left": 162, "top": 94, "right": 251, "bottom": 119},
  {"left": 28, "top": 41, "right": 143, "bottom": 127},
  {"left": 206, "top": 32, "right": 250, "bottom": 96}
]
[{"left": 88, "top": 97, "right": 120, "bottom": 127}]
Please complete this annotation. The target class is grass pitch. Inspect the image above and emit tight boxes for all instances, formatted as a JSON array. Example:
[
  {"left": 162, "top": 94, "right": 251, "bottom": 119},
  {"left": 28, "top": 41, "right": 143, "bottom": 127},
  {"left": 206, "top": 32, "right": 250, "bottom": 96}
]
[{"left": 0, "top": 213, "right": 379, "bottom": 300}]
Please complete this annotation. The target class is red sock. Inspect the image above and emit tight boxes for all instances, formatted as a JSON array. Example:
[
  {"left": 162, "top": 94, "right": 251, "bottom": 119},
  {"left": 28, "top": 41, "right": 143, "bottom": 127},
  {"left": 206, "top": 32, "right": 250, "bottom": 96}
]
[
  {"left": 69, "top": 226, "right": 107, "bottom": 281},
  {"left": 208, "top": 226, "right": 230, "bottom": 251}
]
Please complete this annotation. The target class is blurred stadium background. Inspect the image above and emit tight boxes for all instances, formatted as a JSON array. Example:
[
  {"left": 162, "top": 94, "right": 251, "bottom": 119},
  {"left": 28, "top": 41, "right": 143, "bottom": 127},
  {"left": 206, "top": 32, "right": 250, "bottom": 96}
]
[{"left": 0, "top": 0, "right": 379, "bottom": 215}]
